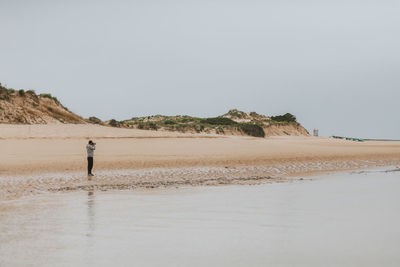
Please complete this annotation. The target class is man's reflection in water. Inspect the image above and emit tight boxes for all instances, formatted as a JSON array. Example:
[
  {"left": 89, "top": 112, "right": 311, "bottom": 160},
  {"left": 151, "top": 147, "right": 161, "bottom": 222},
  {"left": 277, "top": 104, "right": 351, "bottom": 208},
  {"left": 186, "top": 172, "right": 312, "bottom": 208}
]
[
  {"left": 85, "top": 189, "right": 96, "bottom": 264},
  {"left": 87, "top": 189, "right": 95, "bottom": 238}
]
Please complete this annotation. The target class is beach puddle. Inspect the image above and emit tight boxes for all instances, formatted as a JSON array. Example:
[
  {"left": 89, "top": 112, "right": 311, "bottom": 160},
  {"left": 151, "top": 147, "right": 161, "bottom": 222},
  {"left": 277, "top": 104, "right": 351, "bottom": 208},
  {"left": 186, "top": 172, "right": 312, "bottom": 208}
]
[{"left": 1, "top": 169, "right": 400, "bottom": 266}]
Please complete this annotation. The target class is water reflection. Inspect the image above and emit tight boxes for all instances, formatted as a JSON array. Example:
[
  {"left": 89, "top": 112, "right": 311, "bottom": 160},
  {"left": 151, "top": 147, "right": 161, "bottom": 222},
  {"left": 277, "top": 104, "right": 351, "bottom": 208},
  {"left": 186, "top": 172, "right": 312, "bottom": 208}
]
[
  {"left": 87, "top": 190, "right": 95, "bottom": 238},
  {"left": 1, "top": 170, "right": 400, "bottom": 267}
]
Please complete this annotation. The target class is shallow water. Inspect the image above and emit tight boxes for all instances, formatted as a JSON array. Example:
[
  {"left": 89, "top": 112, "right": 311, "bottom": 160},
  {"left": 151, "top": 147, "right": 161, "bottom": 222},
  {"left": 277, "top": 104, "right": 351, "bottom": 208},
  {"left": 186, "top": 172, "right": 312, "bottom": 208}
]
[{"left": 1, "top": 169, "right": 400, "bottom": 266}]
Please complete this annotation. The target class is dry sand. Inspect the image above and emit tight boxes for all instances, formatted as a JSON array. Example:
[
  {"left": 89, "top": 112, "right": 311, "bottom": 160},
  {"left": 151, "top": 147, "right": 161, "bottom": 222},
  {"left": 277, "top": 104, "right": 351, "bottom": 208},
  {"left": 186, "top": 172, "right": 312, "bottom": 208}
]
[{"left": 0, "top": 124, "right": 399, "bottom": 200}]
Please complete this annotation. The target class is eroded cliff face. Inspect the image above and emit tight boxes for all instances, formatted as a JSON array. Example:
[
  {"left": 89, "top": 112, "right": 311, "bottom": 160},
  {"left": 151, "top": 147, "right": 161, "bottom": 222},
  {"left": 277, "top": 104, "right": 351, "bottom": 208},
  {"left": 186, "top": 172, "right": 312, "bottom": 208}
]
[
  {"left": 0, "top": 88, "right": 85, "bottom": 124},
  {"left": 206, "top": 123, "right": 309, "bottom": 137},
  {"left": 263, "top": 123, "right": 309, "bottom": 136}
]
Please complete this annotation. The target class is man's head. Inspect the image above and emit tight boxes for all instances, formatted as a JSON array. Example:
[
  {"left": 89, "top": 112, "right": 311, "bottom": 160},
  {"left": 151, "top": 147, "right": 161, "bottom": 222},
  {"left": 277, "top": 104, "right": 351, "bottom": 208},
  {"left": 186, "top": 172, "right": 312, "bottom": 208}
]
[{"left": 88, "top": 140, "right": 93, "bottom": 145}]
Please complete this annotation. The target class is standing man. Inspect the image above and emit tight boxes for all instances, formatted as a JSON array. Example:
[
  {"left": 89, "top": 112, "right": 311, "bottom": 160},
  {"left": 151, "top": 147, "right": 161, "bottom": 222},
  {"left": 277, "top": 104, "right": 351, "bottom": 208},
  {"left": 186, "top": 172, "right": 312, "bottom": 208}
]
[{"left": 86, "top": 140, "right": 96, "bottom": 176}]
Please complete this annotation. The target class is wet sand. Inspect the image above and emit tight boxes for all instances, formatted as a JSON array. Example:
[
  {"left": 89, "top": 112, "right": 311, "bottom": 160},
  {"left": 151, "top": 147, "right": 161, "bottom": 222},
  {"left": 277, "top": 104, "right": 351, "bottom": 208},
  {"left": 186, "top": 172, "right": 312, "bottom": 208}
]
[
  {"left": 1, "top": 159, "right": 400, "bottom": 201},
  {"left": 1, "top": 168, "right": 399, "bottom": 266},
  {"left": 0, "top": 124, "right": 399, "bottom": 200}
]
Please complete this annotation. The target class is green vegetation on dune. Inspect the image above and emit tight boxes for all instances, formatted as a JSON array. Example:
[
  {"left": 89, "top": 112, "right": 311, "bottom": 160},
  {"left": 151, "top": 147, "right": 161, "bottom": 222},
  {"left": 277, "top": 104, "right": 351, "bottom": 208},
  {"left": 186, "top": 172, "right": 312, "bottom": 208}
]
[
  {"left": 200, "top": 117, "right": 237, "bottom": 126},
  {"left": 104, "top": 110, "right": 299, "bottom": 138},
  {"left": 270, "top": 113, "right": 297, "bottom": 123},
  {"left": 109, "top": 119, "right": 121, "bottom": 127},
  {"left": 88, "top": 116, "right": 102, "bottom": 124}
]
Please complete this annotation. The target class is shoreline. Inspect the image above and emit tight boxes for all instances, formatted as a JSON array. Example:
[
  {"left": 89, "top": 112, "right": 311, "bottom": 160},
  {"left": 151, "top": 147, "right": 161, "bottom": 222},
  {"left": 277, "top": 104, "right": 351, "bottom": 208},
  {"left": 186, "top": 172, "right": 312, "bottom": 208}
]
[{"left": 1, "top": 157, "right": 399, "bottom": 201}]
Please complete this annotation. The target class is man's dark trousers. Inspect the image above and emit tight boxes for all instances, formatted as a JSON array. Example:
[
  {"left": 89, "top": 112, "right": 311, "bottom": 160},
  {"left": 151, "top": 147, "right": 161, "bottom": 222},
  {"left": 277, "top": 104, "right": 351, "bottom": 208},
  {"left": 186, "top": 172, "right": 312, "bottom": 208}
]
[{"left": 88, "top": 157, "right": 93, "bottom": 175}]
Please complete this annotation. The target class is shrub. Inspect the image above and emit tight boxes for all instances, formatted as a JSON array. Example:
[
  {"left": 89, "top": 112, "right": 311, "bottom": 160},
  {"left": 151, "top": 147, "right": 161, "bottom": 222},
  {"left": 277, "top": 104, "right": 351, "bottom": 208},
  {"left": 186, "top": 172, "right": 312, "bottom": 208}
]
[
  {"left": 40, "top": 93, "right": 52, "bottom": 98},
  {"left": 179, "top": 116, "right": 196, "bottom": 123},
  {"left": 227, "top": 109, "right": 246, "bottom": 118},
  {"left": 18, "top": 89, "right": 25, "bottom": 96},
  {"left": 271, "top": 113, "right": 297, "bottom": 123},
  {"left": 109, "top": 119, "right": 120, "bottom": 127},
  {"left": 163, "top": 119, "right": 176, "bottom": 125},
  {"left": 88, "top": 116, "right": 102, "bottom": 124},
  {"left": 137, "top": 122, "right": 159, "bottom": 130},
  {"left": 238, "top": 123, "right": 265, "bottom": 137},
  {"left": 148, "top": 122, "right": 158, "bottom": 130},
  {"left": 201, "top": 117, "right": 237, "bottom": 126}
]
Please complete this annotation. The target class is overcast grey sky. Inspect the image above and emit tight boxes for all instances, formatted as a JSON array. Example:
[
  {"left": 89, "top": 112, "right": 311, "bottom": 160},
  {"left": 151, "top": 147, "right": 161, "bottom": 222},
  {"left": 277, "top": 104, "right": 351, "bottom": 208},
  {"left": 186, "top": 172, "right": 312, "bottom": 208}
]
[{"left": 0, "top": 0, "right": 399, "bottom": 138}]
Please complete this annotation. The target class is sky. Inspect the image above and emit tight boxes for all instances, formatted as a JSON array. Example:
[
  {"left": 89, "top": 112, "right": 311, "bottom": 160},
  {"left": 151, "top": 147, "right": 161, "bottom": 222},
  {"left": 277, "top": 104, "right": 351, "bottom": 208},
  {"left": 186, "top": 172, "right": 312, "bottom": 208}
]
[{"left": 0, "top": 0, "right": 399, "bottom": 139}]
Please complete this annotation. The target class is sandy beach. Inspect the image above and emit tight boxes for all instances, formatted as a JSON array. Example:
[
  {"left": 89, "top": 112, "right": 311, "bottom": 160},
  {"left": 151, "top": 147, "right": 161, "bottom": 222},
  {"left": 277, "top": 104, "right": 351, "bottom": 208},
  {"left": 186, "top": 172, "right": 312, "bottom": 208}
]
[{"left": 0, "top": 124, "right": 399, "bottom": 200}]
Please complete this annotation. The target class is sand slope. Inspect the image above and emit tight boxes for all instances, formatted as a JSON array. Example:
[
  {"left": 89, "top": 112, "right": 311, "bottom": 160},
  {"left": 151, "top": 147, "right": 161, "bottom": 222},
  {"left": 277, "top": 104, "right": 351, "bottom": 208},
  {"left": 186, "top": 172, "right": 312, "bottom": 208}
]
[{"left": 0, "top": 89, "right": 85, "bottom": 124}]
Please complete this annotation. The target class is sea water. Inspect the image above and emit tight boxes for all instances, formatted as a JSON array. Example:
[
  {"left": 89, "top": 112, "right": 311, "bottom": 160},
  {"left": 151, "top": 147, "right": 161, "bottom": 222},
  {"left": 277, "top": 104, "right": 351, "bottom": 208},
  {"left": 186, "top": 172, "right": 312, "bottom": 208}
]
[{"left": 1, "top": 168, "right": 399, "bottom": 266}]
